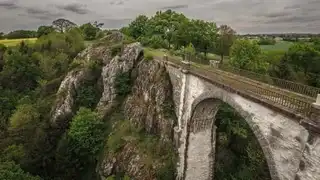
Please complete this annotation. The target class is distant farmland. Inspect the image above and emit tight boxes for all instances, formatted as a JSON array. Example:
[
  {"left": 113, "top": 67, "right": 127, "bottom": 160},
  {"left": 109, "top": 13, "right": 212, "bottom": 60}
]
[
  {"left": 0, "top": 38, "right": 37, "bottom": 47},
  {"left": 260, "top": 41, "right": 293, "bottom": 51}
]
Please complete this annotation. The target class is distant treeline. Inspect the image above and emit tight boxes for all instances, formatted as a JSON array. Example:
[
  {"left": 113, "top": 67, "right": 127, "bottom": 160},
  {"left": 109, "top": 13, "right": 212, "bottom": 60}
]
[{"left": 0, "top": 30, "right": 37, "bottom": 39}]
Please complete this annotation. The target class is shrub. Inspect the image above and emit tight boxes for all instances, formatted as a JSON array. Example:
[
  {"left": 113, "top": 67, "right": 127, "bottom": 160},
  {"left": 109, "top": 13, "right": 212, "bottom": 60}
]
[
  {"left": 68, "top": 107, "right": 105, "bottom": 156},
  {"left": 114, "top": 72, "right": 132, "bottom": 97}
]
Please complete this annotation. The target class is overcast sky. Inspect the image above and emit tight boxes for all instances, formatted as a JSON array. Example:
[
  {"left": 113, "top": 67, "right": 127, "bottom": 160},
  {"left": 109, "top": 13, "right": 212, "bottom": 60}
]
[{"left": 0, "top": 0, "right": 319, "bottom": 34}]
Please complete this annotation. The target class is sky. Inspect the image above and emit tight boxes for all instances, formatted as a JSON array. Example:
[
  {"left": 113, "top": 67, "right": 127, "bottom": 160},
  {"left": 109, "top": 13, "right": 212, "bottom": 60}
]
[{"left": 0, "top": 0, "right": 319, "bottom": 34}]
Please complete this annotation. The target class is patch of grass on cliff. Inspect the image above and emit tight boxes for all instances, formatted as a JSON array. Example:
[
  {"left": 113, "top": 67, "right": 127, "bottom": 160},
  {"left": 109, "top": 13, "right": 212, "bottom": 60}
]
[{"left": 144, "top": 51, "right": 154, "bottom": 61}]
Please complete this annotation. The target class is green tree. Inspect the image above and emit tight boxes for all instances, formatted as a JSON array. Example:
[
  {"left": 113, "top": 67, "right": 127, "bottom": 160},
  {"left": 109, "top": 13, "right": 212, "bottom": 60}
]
[
  {"left": 216, "top": 25, "right": 236, "bottom": 64},
  {"left": 128, "top": 15, "right": 149, "bottom": 39},
  {"left": 287, "top": 43, "right": 320, "bottom": 75},
  {"left": 68, "top": 107, "right": 105, "bottom": 156},
  {"left": 0, "top": 50, "right": 41, "bottom": 92},
  {"left": 9, "top": 104, "right": 40, "bottom": 129},
  {"left": 54, "top": 108, "right": 105, "bottom": 179},
  {"left": 229, "top": 39, "right": 268, "bottom": 73},
  {"left": 80, "top": 23, "right": 100, "bottom": 40},
  {"left": 36, "top": 25, "right": 55, "bottom": 38},
  {"left": 52, "top": 18, "right": 77, "bottom": 33},
  {"left": 0, "top": 161, "right": 40, "bottom": 180},
  {"left": 4, "top": 30, "right": 37, "bottom": 39}
]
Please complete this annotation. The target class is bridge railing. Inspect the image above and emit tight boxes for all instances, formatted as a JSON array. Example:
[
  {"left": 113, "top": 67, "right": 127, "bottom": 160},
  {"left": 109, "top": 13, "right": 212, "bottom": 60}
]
[
  {"left": 177, "top": 53, "right": 320, "bottom": 99},
  {"left": 219, "top": 64, "right": 320, "bottom": 99},
  {"left": 163, "top": 55, "right": 313, "bottom": 117}
]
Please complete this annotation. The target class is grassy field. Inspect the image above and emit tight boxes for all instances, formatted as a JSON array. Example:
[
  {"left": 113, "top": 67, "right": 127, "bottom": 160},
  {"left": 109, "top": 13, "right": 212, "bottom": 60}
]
[
  {"left": 260, "top": 41, "right": 293, "bottom": 51},
  {"left": 0, "top": 38, "right": 37, "bottom": 47}
]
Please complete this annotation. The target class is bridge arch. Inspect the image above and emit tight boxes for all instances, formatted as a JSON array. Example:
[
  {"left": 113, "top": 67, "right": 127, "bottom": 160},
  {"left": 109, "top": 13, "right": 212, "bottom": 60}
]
[{"left": 184, "top": 91, "right": 280, "bottom": 180}]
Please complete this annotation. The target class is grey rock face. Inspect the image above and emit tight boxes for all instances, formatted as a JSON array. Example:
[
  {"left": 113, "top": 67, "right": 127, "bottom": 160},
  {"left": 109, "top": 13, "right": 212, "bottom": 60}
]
[
  {"left": 124, "top": 60, "right": 176, "bottom": 141},
  {"left": 99, "top": 60, "right": 177, "bottom": 179},
  {"left": 96, "top": 42, "right": 143, "bottom": 116},
  {"left": 51, "top": 70, "right": 88, "bottom": 125}
]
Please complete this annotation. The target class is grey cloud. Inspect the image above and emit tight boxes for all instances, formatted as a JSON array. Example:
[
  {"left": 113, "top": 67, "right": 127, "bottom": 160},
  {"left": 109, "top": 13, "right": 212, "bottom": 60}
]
[
  {"left": 0, "top": 1, "right": 19, "bottom": 9},
  {"left": 25, "top": 7, "right": 64, "bottom": 20},
  {"left": 264, "top": 14, "right": 320, "bottom": 24},
  {"left": 161, "top": 4, "right": 188, "bottom": 10},
  {"left": 57, "top": 3, "right": 90, "bottom": 15},
  {"left": 109, "top": 0, "right": 126, "bottom": 5},
  {"left": 0, "top": 0, "right": 320, "bottom": 34},
  {"left": 258, "top": 11, "right": 292, "bottom": 18}
]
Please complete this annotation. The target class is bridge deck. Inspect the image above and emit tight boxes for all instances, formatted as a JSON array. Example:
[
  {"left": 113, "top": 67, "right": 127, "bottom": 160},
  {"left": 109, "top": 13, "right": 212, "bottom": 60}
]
[{"left": 156, "top": 55, "right": 319, "bottom": 130}]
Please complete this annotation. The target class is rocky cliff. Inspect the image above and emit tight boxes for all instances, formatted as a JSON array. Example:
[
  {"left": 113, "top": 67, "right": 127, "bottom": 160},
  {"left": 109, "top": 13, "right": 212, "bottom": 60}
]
[{"left": 50, "top": 31, "right": 177, "bottom": 179}]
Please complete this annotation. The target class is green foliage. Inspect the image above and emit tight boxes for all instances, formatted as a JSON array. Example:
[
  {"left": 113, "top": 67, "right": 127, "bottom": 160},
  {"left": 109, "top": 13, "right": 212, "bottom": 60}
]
[
  {"left": 68, "top": 107, "right": 105, "bottom": 156},
  {"left": 52, "top": 18, "right": 76, "bottom": 33},
  {"left": 216, "top": 25, "right": 236, "bottom": 63},
  {"left": 4, "top": 30, "right": 37, "bottom": 39},
  {"left": 1, "top": 49, "right": 41, "bottom": 92},
  {"left": 230, "top": 39, "right": 269, "bottom": 73},
  {"left": 127, "top": 15, "right": 149, "bottom": 39},
  {"left": 107, "top": 120, "right": 139, "bottom": 153},
  {"left": 9, "top": 104, "right": 40, "bottom": 129},
  {"left": 75, "top": 82, "right": 101, "bottom": 109},
  {"left": 114, "top": 72, "right": 132, "bottom": 97},
  {"left": 80, "top": 23, "right": 100, "bottom": 40},
  {"left": 0, "top": 161, "right": 41, "bottom": 180},
  {"left": 36, "top": 25, "right": 55, "bottom": 38},
  {"left": 35, "top": 28, "right": 84, "bottom": 58},
  {"left": 287, "top": 43, "right": 320, "bottom": 75},
  {"left": 258, "top": 38, "right": 276, "bottom": 45},
  {"left": 126, "top": 10, "right": 217, "bottom": 54},
  {"left": 106, "top": 119, "right": 177, "bottom": 179},
  {"left": 215, "top": 104, "right": 271, "bottom": 180}
]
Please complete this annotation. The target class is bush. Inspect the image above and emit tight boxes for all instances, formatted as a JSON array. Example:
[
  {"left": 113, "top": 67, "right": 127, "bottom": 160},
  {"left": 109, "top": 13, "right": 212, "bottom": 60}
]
[
  {"left": 75, "top": 82, "right": 101, "bottom": 109},
  {"left": 9, "top": 104, "right": 40, "bottom": 129},
  {"left": 68, "top": 107, "right": 105, "bottom": 156},
  {"left": 0, "top": 161, "right": 41, "bottom": 180},
  {"left": 114, "top": 72, "right": 132, "bottom": 97},
  {"left": 258, "top": 38, "right": 276, "bottom": 45}
]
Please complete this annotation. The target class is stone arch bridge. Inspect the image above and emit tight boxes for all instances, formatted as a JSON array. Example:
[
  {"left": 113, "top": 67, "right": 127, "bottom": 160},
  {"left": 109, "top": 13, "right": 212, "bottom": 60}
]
[{"left": 159, "top": 57, "right": 320, "bottom": 180}]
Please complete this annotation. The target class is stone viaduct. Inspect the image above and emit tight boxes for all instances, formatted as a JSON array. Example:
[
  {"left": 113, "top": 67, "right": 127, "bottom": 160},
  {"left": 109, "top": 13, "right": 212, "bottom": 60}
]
[{"left": 160, "top": 57, "right": 320, "bottom": 180}]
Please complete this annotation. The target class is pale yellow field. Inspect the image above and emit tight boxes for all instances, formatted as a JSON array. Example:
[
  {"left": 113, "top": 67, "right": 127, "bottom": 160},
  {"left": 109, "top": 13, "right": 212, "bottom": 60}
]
[{"left": 0, "top": 38, "right": 37, "bottom": 47}]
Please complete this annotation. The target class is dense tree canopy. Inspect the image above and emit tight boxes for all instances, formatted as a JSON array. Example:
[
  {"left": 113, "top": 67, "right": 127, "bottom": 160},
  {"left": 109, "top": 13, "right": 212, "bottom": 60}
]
[
  {"left": 229, "top": 39, "right": 268, "bottom": 73},
  {"left": 52, "top": 18, "right": 77, "bottom": 33},
  {"left": 36, "top": 26, "right": 55, "bottom": 38},
  {"left": 215, "top": 25, "right": 236, "bottom": 63},
  {"left": 80, "top": 23, "right": 101, "bottom": 40}
]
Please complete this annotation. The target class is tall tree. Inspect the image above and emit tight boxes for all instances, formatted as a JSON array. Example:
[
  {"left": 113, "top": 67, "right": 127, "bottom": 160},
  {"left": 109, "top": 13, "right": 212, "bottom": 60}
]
[
  {"left": 52, "top": 19, "right": 76, "bottom": 33},
  {"left": 287, "top": 43, "right": 320, "bottom": 75},
  {"left": 79, "top": 23, "right": 99, "bottom": 40},
  {"left": 36, "top": 25, "right": 55, "bottom": 38},
  {"left": 127, "top": 15, "right": 149, "bottom": 39},
  {"left": 229, "top": 39, "right": 268, "bottom": 73},
  {"left": 216, "top": 25, "right": 236, "bottom": 64}
]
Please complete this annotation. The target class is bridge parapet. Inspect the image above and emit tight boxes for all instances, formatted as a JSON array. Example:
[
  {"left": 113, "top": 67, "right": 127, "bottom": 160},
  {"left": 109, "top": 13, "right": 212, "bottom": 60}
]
[
  {"left": 310, "top": 94, "right": 320, "bottom": 127},
  {"left": 161, "top": 55, "right": 320, "bottom": 133}
]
